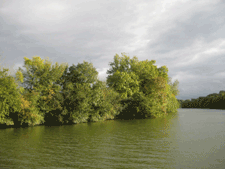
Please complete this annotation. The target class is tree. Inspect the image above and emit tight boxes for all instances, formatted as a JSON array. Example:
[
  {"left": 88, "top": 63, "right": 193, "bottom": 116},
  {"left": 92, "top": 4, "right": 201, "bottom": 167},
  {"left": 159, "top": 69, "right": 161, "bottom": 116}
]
[
  {"left": 106, "top": 53, "right": 178, "bottom": 119},
  {"left": 107, "top": 70, "right": 139, "bottom": 99},
  {"left": 59, "top": 61, "right": 99, "bottom": 124},
  {"left": 15, "top": 56, "right": 68, "bottom": 125},
  {"left": 165, "top": 77, "right": 180, "bottom": 113},
  {"left": 88, "top": 80, "right": 124, "bottom": 122},
  {"left": 0, "top": 68, "right": 23, "bottom": 126},
  {"left": 0, "top": 53, "right": 182, "bottom": 128},
  {"left": 180, "top": 90, "right": 225, "bottom": 110},
  {"left": 106, "top": 53, "right": 158, "bottom": 99},
  {"left": 17, "top": 88, "right": 43, "bottom": 126},
  {"left": 167, "top": 77, "right": 180, "bottom": 96},
  {"left": 66, "top": 61, "right": 98, "bottom": 85},
  {"left": 106, "top": 53, "right": 137, "bottom": 76},
  {"left": 148, "top": 76, "right": 168, "bottom": 116}
]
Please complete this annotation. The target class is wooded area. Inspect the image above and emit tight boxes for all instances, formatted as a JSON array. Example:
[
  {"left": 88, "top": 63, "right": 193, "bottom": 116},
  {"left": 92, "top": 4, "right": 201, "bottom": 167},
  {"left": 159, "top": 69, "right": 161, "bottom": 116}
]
[
  {"left": 0, "top": 53, "right": 180, "bottom": 128},
  {"left": 178, "top": 90, "right": 225, "bottom": 109}
]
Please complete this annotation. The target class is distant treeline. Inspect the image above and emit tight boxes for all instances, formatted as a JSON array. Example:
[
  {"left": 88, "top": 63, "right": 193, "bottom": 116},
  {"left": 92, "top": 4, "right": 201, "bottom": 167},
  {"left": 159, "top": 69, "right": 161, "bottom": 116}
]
[
  {"left": 0, "top": 53, "right": 180, "bottom": 128},
  {"left": 178, "top": 91, "right": 225, "bottom": 109}
]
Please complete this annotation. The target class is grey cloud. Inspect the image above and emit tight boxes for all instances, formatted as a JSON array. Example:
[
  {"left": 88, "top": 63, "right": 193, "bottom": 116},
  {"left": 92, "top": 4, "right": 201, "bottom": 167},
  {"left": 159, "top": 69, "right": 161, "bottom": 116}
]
[
  {"left": 149, "top": 7, "right": 225, "bottom": 54},
  {"left": 0, "top": 0, "right": 225, "bottom": 100}
]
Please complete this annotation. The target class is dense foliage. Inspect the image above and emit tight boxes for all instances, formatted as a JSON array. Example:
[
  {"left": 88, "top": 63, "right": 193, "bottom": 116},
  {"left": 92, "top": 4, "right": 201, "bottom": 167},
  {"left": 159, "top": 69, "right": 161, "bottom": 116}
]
[
  {"left": 0, "top": 68, "right": 23, "bottom": 126},
  {"left": 107, "top": 53, "right": 180, "bottom": 119},
  {"left": 178, "top": 90, "right": 225, "bottom": 109},
  {"left": 0, "top": 53, "right": 180, "bottom": 128}
]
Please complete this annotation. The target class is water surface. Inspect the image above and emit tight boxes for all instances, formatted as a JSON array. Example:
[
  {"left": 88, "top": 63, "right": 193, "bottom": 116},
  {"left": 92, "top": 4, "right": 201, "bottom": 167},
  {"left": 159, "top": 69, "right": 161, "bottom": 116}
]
[{"left": 0, "top": 108, "right": 225, "bottom": 169}]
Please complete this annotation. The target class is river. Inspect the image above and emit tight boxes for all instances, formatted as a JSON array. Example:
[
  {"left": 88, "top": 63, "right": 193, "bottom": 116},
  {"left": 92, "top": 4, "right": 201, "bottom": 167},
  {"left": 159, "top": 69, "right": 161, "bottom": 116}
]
[{"left": 0, "top": 108, "right": 225, "bottom": 169}]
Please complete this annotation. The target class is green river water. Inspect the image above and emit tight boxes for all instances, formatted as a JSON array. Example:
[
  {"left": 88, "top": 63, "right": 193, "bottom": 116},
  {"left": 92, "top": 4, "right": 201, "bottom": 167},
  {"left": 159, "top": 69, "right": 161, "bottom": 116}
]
[{"left": 0, "top": 108, "right": 225, "bottom": 169}]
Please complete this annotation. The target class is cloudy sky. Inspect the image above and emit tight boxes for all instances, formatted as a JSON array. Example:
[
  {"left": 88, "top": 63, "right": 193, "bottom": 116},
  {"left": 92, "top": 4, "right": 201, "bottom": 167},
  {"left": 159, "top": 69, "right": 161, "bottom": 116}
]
[{"left": 0, "top": 0, "right": 225, "bottom": 100}]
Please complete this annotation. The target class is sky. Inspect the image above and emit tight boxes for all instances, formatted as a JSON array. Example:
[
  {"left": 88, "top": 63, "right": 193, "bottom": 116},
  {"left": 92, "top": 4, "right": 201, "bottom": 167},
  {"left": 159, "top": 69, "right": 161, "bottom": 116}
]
[{"left": 0, "top": 0, "right": 225, "bottom": 100}]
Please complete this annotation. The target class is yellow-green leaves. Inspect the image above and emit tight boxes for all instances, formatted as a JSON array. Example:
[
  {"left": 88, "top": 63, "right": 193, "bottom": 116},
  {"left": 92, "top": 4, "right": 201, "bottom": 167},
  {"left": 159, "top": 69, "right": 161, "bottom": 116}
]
[
  {"left": 16, "top": 71, "right": 24, "bottom": 83},
  {"left": 88, "top": 80, "right": 123, "bottom": 122},
  {"left": 0, "top": 53, "right": 180, "bottom": 127},
  {"left": 15, "top": 56, "right": 68, "bottom": 125},
  {"left": 107, "top": 70, "right": 139, "bottom": 99},
  {"left": 0, "top": 68, "right": 23, "bottom": 125},
  {"left": 107, "top": 53, "right": 134, "bottom": 75},
  {"left": 167, "top": 77, "right": 180, "bottom": 96},
  {"left": 158, "top": 66, "right": 169, "bottom": 80},
  {"left": 18, "top": 90, "right": 44, "bottom": 126},
  {"left": 107, "top": 53, "right": 180, "bottom": 118},
  {"left": 24, "top": 56, "right": 46, "bottom": 70}
]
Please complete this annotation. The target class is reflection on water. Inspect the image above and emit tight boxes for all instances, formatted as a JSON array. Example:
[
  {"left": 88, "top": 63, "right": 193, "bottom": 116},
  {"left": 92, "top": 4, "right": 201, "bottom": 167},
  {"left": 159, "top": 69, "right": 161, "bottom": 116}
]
[{"left": 0, "top": 108, "right": 225, "bottom": 169}]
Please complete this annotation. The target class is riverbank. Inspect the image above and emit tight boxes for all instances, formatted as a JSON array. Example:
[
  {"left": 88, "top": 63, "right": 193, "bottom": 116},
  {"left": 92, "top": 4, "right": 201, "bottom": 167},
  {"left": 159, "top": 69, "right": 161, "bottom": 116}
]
[{"left": 0, "top": 111, "right": 169, "bottom": 129}]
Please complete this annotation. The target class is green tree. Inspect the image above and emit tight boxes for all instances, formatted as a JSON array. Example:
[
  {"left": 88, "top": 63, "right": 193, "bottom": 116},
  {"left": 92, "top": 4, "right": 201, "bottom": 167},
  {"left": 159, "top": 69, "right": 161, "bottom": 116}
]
[
  {"left": 88, "top": 80, "right": 123, "bottom": 122},
  {"left": 148, "top": 76, "right": 169, "bottom": 116},
  {"left": 0, "top": 68, "right": 23, "bottom": 125},
  {"left": 180, "top": 90, "right": 225, "bottom": 110},
  {"left": 106, "top": 53, "right": 178, "bottom": 119},
  {"left": 167, "top": 77, "right": 180, "bottom": 96},
  {"left": 107, "top": 70, "right": 139, "bottom": 99},
  {"left": 59, "top": 61, "right": 99, "bottom": 124},
  {"left": 165, "top": 77, "right": 180, "bottom": 113},
  {"left": 17, "top": 88, "right": 43, "bottom": 126},
  {"left": 106, "top": 53, "right": 136, "bottom": 76},
  {"left": 15, "top": 56, "right": 68, "bottom": 125}
]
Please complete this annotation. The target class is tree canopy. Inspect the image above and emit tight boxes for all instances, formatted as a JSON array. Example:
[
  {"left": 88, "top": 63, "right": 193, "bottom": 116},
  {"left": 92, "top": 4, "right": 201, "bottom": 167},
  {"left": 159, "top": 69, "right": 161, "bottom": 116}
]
[
  {"left": 179, "top": 90, "right": 225, "bottom": 110},
  {"left": 0, "top": 53, "right": 180, "bottom": 128},
  {"left": 107, "top": 53, "right": 179, "bottom": 119}
]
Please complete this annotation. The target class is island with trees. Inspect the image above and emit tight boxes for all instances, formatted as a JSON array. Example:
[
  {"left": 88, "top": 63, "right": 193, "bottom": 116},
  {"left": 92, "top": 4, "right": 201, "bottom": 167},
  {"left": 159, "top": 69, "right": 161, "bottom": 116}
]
[{"left": 0, "top": 53, "right": 180, "bottom": 129}]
